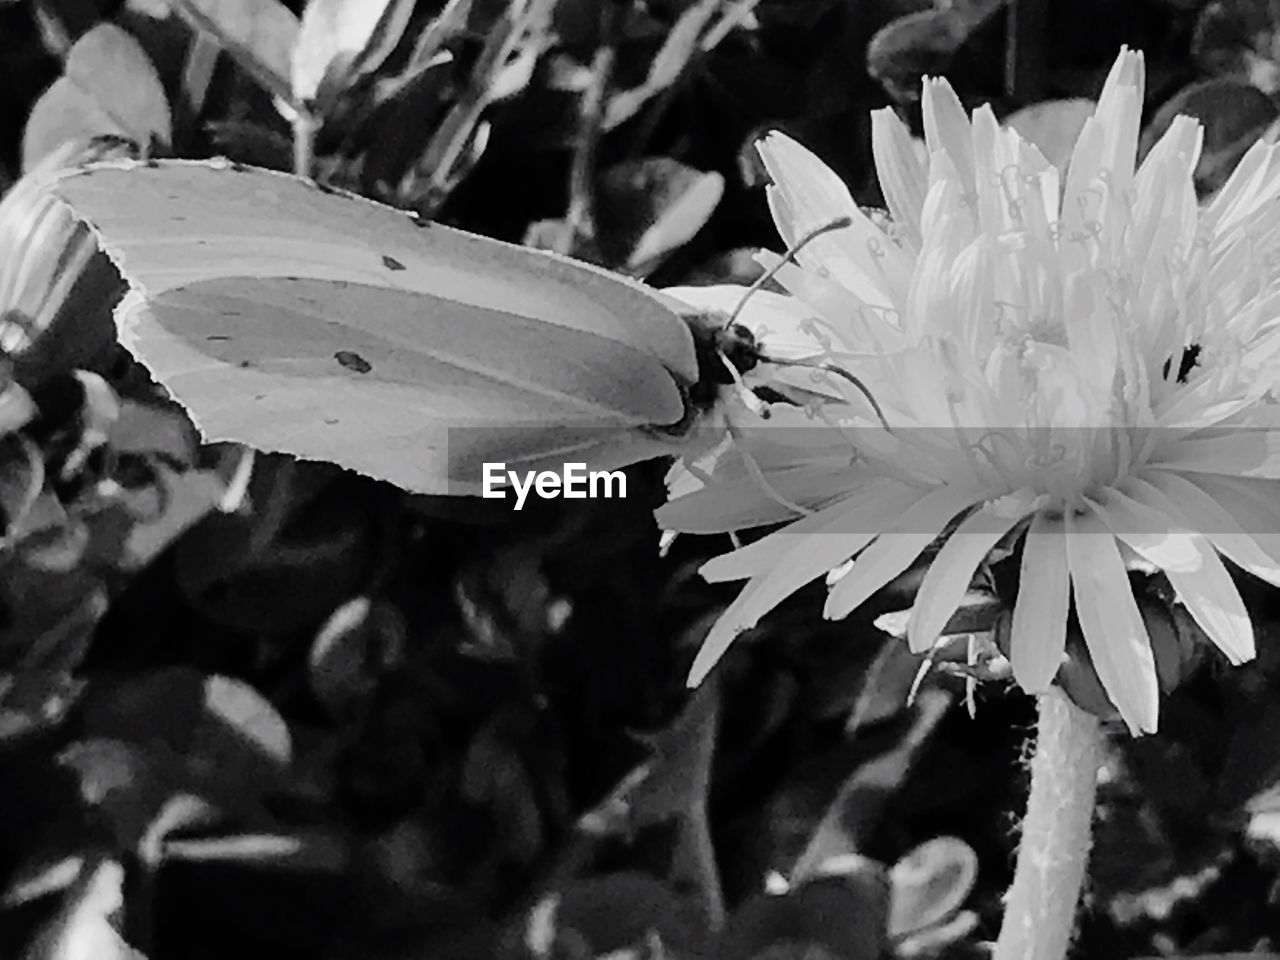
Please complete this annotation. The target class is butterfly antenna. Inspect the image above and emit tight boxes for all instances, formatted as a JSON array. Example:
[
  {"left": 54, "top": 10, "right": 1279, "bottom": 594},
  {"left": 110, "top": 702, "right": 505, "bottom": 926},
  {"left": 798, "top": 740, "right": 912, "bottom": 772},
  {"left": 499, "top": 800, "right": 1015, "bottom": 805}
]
[
  {"left": 757, "top": 355, "right": 893, "bottom": 433},
  {"left": 711, "top": 216, "right": 855, "bottom": 421},
  {"left": 723, "top": 216, "right": 853, "bottom": 331}
]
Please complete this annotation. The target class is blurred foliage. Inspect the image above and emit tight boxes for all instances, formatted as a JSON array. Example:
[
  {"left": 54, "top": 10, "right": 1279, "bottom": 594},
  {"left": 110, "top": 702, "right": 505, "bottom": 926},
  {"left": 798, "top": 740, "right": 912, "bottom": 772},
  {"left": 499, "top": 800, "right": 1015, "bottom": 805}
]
[{"left": 2, "top": 0, "right": 1280, "bottom": 958}]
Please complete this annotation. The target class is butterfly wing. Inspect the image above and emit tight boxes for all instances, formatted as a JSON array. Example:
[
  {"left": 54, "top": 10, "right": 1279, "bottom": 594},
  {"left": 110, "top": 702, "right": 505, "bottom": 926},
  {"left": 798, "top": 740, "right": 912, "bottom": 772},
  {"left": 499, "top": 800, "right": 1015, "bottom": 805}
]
[{"left": 51, "top": 160, "right": 699, "bottom": 494}]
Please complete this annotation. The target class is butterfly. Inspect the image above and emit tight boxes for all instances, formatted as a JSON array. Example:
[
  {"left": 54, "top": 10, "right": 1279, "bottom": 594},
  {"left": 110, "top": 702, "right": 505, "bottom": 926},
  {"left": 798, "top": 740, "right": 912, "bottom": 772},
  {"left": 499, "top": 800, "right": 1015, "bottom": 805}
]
[{"left": 48, "top": 159, "right": 863, "bottom": 497}]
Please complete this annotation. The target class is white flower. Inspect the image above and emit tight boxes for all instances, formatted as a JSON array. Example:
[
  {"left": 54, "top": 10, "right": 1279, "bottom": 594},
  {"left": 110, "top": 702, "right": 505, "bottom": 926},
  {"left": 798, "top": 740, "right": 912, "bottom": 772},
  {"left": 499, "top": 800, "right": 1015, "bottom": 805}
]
[{"left": 664, "top": 48, "right": 1280, "bottom": 734}]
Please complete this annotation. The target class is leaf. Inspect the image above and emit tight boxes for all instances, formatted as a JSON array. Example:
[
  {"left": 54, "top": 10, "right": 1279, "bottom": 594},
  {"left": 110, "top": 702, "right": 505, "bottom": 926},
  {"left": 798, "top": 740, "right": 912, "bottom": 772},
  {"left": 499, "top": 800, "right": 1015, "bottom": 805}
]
[
  {"left": 168, "top": 0, "right": 299, "bottom": 102},
  {"left": 459, "top": 711, "right": 546, "bottom": 864},
  {"left": 21, "top": 24, "right": 171, "bottom": 172},
  {"left": 200, "top": 674, "right": 292, "bottom": 767},
  {"left": 534, "top": 873, "right": 703, "bottom": 957},
  {"left": 1141, "top": 77, "right": 1280, "bottom": 195},
  {"left": 409, "top": 0, "right": 556, "bottom": 214},
  {"left": 627, "top": 677, "right": 720, "bottom": 825},
  {"left": 2, "top": 852, "right": 87, "bottom": 909},
  {"left": 308, "top": 596, "right": 405, "bottom": 716},
  {"left": 1003, "top": 99, "right": 1096, "bottom": 173},
  {"left": 0, "top": 138, "right": 130, "bottom": 386},
  {"left": 0, "top": 561, "right": 106, "bottom": 673},
  {"left": 107, "top": 400, "right": 198, "bottom": 463},
  {"left": 866, "top": 10, "right": 972, "bottom": 104},
  {"left": 291, "top": 0, "right": 417, "bottom": 110},
  {"left": 162, "top": 830, "right": 349, "bottom": 872},
  {"left": 717, "top": 868, "right": 891, "bottom": 960},
  {"left": 20, "top": 858, "right": 143, "bottom": 960},
  {"left": 886, "top": 837, "right": 978, "bottom": 939},
  {"left": 603, "top": 0, "right": 721, "bottom": 131},
  {"left": 120, "top": 465, "right": 227, "bottom": 569},
  {"left": 77, "top": 668, "right": 293, "bottom": 808},
  {"left": 0, "top": 433, "right": 45, "bottom": 539},
  {"left": 204, "top": 119, "right": 294, "bottom": 168},
  {"left": 1192, "top": 0, "right": 1280, "bottom": 94},
  {"left": 57, "top": 739, "right": 171, "bottom": 847},
  {"left": 598, "top": 158, "right": 725, "bottom": 277},
  {"left": 789, "top": 690, "right": 953, "bottom": 881},
  {"left": 0, "top": 669, "right": 83, "bottom": 744}
]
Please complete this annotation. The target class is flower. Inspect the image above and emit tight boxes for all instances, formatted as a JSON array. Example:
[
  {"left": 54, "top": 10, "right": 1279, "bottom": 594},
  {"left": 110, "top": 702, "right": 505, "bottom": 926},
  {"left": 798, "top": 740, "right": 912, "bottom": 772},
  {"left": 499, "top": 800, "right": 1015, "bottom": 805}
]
[{"left": 662, "top": 48, "right": 1280, "bottom": 734}]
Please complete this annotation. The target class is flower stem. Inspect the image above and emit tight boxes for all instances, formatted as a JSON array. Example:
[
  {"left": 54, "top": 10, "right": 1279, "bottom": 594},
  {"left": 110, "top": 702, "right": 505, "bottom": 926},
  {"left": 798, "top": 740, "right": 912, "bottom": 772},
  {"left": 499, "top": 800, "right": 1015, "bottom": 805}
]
[{"left": 993, "top": 688, "right": 1104, "bottom": 960}]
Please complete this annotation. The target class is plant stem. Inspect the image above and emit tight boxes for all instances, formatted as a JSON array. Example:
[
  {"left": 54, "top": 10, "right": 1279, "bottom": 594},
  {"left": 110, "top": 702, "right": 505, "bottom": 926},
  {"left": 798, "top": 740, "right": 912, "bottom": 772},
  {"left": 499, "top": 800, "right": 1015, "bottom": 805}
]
[
  {"left": 292, "top": 110, "right": 317, "bottom": 179},
  {"left": 993, "top": 688, "right": 1104, "bottom": 960}
]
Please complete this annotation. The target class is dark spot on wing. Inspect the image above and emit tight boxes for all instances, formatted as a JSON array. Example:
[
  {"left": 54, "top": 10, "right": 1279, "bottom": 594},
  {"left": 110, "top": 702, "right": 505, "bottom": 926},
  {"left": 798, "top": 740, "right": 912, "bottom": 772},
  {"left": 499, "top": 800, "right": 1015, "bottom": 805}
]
[
  {"left": 335, "top": 350, "right": 373, "bottom": 374},
  {"left": 382, "top": 255, "right": 406, "bottom": 272},
  {"left": 324, "top": 418, "right": 340, "bottom": 425},
  {"left": 316, "top": 181, "right": 340, "bottom": 196},
  {"left": 229, "top": 161, "right": 248, "bottom": 173},
  {"left": 239, "top": 360, "right": 252, "bottom": 368},
  {"left": 409, "top": 211, "right": 432, "bottom": 229},
  {"left": 206, "top": 334, "right": 230, "bottom": 341}
]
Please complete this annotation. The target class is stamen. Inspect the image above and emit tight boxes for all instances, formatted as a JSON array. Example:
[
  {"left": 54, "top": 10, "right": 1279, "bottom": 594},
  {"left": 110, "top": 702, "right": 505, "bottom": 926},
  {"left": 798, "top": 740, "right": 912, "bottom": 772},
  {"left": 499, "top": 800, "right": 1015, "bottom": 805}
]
[
  {"left": 724, "top": 420, "right": 815, "bottom": 517},
  {"left": 969, "top": 430, "right": 1018, "bottom": 488}
]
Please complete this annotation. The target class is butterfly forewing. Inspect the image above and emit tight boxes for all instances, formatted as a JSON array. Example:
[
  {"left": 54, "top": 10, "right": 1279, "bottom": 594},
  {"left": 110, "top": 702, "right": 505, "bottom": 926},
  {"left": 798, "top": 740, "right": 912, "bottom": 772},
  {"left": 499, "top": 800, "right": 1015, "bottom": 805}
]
[{"left": 52, "top": 160, "right": 702, "bottom": 494}]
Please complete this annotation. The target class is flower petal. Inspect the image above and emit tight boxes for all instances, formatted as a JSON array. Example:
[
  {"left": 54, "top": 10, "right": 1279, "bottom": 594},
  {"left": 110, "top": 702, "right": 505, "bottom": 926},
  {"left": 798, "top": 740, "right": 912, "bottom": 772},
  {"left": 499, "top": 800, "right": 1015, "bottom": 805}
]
[
  {"left": 658, "top": 463, "right": 864, "bottom": 533},
  {"left": 1089, "top": 486, "right": 1253, "bottom": 664},
  {"left": 1130, "top": 471, "right": 1280, "bottom": 587},
  {"left": 1010, "top": 511, "right": 1070, "bottom": 692},
  {"left": 906, "top": 490, "right": 1032, "bottom": 652},
  {"left": 699, "top": 477, "right": 918, "bottom": 581},
  {"left": 1091, "top": 47, "right": 1144, "bottom": 189},
  {"left": 921, "top": 76, "right": 975, "bottom": 191},
  {"left": 1206, "top": 140, "right": 1280, "bottom": 237},
  {"left": 871, "top": 107, "right": 926, "bottom": 252},
  {"left": 757, "top": 132, "right": 912, "bottom": 309},
  {"left": 687, "top": 480, "right": 923, "bottom": 685},
  {"left": 1148, "top": 431, "right": 1280, "bottom": 478},
  {"left": 824, "top": 482, "right": 986, "bottom": 620},
  {"left": 1065, "top": 506, "right": 1159, "bottom": 734}
]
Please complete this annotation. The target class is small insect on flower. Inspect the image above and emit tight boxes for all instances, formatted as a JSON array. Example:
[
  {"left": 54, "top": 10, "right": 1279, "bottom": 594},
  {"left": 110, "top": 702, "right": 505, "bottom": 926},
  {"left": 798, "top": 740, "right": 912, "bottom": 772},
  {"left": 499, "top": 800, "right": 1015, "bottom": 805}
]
[{"left": 663, "top": 47, "right": 1280, "bottom": 735}]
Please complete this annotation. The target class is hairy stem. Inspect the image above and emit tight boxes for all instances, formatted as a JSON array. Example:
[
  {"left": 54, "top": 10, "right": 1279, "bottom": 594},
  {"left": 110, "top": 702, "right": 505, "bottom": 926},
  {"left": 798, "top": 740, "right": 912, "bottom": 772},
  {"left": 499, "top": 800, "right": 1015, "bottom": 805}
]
[{"left": 993, "top": 688, "right": 1104, "bottom": 960}]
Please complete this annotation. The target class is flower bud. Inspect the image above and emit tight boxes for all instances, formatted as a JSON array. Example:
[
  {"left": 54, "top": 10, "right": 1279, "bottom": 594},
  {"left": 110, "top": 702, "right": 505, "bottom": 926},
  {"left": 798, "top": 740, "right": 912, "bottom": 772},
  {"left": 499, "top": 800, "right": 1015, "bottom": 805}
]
[{"left": 994, "top": 589, "right": 1209, "bottom": 727}]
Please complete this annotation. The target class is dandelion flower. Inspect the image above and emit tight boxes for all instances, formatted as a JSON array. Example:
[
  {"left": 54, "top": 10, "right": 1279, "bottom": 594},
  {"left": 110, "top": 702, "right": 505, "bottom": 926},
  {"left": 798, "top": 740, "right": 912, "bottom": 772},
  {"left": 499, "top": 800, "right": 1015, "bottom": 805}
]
[{"left": 665, "top": 48, "right": 1280, "bottom": 735}]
